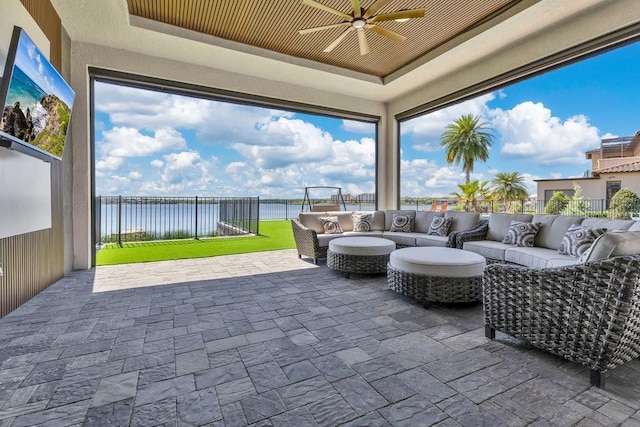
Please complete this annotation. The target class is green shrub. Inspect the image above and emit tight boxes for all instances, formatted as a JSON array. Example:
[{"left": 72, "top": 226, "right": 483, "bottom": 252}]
[
  {"left": 561, "top": 184, "right": 590, "bottom": 216},
  {"left": 609, "top": 188, "right": 640, "bottom": 219},
  {"left": 544, "top": 191, "right": 570, "bottom": 214}
]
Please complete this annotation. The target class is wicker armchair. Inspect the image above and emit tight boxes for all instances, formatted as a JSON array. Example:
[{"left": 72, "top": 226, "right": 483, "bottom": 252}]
[
  {"left": 291, "top": 219, "right": 327, "bottom": 264},
  {"left": 484, "top": 255, "right": 640, "bottom": 387}
]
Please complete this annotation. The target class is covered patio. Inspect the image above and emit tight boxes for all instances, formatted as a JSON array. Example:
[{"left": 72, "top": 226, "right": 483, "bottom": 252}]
[{"left": 1, "top": 251, "right": 639, "bottom": 425}]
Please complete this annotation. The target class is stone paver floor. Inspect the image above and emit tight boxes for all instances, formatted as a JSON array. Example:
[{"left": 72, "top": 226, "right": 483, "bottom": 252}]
[{"left": 1, "top": 249, "right": 639, "bottom": 426}]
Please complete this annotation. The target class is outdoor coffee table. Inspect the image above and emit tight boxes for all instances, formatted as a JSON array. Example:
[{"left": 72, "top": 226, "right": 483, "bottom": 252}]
[
  {"left": 387, "top": 247, "right": 486, "bottom": 303},
  {"left": 327, "top": 236, "right": 396, "bottom": 277}
]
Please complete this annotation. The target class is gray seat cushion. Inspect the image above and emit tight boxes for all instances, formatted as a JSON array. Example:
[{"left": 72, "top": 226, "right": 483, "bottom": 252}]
[
  {"left": 504, "top": 246, "right": 577, "bottom": 269},
  {"left": 415, "top": 234, "right": 449, "bottom": 247},
  {"left": 462, "top": 240, "right": 512, "bottom": 261},
  {"left": 382, "top": 231, "right": 419, "bottom": 246}
]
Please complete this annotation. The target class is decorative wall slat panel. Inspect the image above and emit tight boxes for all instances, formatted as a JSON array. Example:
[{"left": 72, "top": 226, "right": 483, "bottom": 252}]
[{"left": 0, "top": 0, "right": 65, "bottom": 317}]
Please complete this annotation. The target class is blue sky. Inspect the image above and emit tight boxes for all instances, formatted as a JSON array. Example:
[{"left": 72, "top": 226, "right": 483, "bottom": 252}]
[{"left": 94, "top": 40, "right": 640, "bottom": 199}]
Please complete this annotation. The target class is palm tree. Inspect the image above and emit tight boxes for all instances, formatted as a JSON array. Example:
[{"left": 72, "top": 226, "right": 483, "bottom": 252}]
[
  {"left": 440, "top": 114, "right": 494, "bottom": 183},
  {"left": 491, "top": 171, "right": 528, "bottom": 212},
  {"left": 451, "top": 180, "right": 492, "bottom": 212}
]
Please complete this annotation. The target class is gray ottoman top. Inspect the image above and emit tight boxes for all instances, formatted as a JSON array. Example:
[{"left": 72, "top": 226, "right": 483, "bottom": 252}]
[
  {"left": 389, "top": 247, "right": 486, "bottom": 277},
  {"left": 328, "top": 237, "right": 396, "bottom": 256}
]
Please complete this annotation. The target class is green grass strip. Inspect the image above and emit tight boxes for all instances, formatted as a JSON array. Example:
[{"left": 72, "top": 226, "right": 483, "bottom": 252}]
[{"left": 96, "top": 220, "right": 295, "bottom": 266}]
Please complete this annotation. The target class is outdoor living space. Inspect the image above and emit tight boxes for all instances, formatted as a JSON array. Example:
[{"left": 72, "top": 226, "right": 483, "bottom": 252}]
[{"left": 1, "top": 249, "right": 639, "bottom": 426}]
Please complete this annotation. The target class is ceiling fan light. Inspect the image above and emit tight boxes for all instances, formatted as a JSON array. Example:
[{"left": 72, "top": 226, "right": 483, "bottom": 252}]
[{"left": 352, "top": 19, "right": 366, "bottom": 28}]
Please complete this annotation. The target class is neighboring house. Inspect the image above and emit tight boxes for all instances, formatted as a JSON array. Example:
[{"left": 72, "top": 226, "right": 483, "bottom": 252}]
[{"left": 536, "top": 131, "right": 640, "bottom": 209}]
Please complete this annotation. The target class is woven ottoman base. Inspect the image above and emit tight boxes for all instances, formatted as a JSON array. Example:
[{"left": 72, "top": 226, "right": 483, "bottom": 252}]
[
  {"left": 327, "top": 251, "right": 390, "bottom": 275},
  {"left": 387, "top": 263, "right": 483, "bottom": 303},
  {"left": 327, "top": 236, "right": 396, "bottom": 277}
]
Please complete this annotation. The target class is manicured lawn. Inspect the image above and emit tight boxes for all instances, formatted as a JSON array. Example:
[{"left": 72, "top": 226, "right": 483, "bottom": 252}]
[{"left": 96, "top": 220, "right": 295, "bottom": 266}]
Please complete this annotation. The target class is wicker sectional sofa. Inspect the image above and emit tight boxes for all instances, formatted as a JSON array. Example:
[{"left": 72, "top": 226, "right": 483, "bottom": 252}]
[
  {"left": 291, "top": 210, "right": 480, "bottom": 264},
  {"left": 455, "top": 212, "right": 640, "bottom": 268}
]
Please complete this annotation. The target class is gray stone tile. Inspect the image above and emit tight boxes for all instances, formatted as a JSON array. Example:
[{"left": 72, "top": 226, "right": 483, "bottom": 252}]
[
  {"left": 130, "top": 397, "right": 176, "bottom": 427},
  {"left": 221, "top": 401, "right": 247, "bottom": 426},
  {"left": 241, "top": 390, "right": 286, "bottom": 424},
  {"left": 277, "top": 376, "right": 333, "bottom": 409},
  {"left": 83, "top": 397, "right": 134, "bottom": 426},
  {"left": 91, "top": 371, "right": 138, "bottom": 407},
  {"left": 11, "top": 400, "right": 91, "bottom": 427},
  {"left": 282, "top": 360, "right": 321, "bottom": 383},
  {"left": 195, "top": 361, "right": 247, "bottom": 389},
  {"left": 177, "top": 386, "right": 222, "bottom": 425},
  {"left": 47, "top": 378, "right": 100, "bottom": 408},
  {"left": 136, "top": 375, "right": 195, "bottom": 406},
  {"left": 333, "top": 376, "right": 388, "bottom": 415},
  {"left": 175, "top": 349, "right": 210, "bottom": 376},
  {"left": 216, "top": 377, "right": 256, "bottom": 405},
  {"left": 247, "top": 361, "right": 290, "bottom": 393},
  {"left": 270, "top": 406, "right": 319, "bottom": 427},
  {"left": 378, "top": 394, "right": 448, "bottom": 426}
]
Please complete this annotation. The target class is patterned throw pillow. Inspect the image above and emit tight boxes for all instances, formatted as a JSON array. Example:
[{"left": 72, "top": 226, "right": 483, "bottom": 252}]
[
  {"left": 557, "top": 224, "right": 606, "bottom": 257},
  {"left": 428, "top": 216, "right": 453, "bottom": 236},
  {"left": 502, "top": 221, "right": 541, "bottom": 247},
  {"left": 320, "top": 216, "right": 343, "bottom": 234},
  {"left": 352, "top": 213, "right": 373, "bottom": 232},
  {"left": 389, "top": 214, "right": 413, "bottom": 232}
]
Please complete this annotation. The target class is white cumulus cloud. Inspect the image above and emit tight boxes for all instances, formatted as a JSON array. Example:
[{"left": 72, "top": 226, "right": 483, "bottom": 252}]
[{"left": 492, "top": 101, "right": 600, "bottom": 165}]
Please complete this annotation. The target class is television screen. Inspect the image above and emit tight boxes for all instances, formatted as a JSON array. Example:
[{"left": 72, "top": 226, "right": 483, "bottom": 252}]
[{"left": 0, "top": 26, "right": 75, "bottom": 161}]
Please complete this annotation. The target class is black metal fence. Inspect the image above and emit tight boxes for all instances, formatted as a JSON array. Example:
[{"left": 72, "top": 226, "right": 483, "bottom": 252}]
[
  {"left": 96, "top": 196, "right": 640, "bottom": 244},
  {"left": 96, "top": 196, "right": 259, "bottom": 244}
]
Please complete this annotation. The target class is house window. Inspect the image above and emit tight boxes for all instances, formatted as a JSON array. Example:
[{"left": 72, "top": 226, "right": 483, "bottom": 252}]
[{"left": 606, "top": 181, "right": 622, "bottom": 208}]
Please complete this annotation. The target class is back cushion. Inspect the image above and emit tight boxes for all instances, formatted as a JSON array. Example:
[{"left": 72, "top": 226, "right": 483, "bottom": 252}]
[
  {"left": 486, "top": 213, "right": 533, "bottom": 241},
  {"left": 532, "top": 214, "right": 583, "bottom": 249},
  {"left": 581, "top": 217, "right": 635, "bottom": 231},
  {"left": 298, "top": 212, "right": 327, "bottom": 233},
  {"left": 444, "top": 211, "right": 480, "bottom": 232},
  {"left": 384, "top": 210, "right": 416, "bottom": 231},
  {"left": 629, "top": 221, "right": 640, "bottom": 231},
  {"left": 415, "top": 211, "right": 444, "bottom": 233},
  {"left": 583, "top": 231, "right": 640, "bottom": 263}
]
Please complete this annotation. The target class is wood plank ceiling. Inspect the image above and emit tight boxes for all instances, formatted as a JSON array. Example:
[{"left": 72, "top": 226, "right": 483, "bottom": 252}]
[{"left": 127, "top": 0, "right": 519, "bottom": 78}]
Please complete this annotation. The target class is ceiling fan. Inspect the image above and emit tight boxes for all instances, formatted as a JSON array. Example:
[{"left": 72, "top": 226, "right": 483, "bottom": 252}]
[{"left": 298, "top": 0, "right": 425, "bottom": 55}]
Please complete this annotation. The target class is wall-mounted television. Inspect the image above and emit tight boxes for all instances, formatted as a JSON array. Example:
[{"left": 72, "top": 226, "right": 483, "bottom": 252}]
[{"left": 0, "top": 26, "right": 75, "bottom": 162}]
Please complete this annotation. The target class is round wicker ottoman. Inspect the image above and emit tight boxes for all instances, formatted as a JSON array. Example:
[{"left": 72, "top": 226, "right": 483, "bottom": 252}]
[
  {"left": 328, "top": 237, "right": 396, "bottom": 277},
  {"left": 387, "top": 247, "right": 486, "bottom": 303}
]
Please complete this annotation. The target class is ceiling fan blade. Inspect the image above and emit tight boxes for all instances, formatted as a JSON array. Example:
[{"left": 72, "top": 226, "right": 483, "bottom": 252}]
[
  {"left": 362, "top": 0, "right": 391, "bottom": 19},
  {"left": 323, "top": 26, "right": 354, "bottom": 53},
  {"left": 301, "top": 0, "right": 353, "bottom": 21},
  {"left": 367, "top": 24, "right": 406, "bottom": 43},
  {"left": 298, "top": 22, "right": 351, "bottom": 35},
  {"left": 351, "top": 0, "right": 361, "bottom": 18},
  {"left": 357, "top": 28, "right": 369, "bottom": 55},
  {"left": 368, "top": 8, "right": 425, "bottom": 23}
]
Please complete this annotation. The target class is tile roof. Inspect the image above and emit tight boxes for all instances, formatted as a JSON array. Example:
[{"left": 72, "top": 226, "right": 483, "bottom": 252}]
[{"left": 596, "top": 160, "right": 640, "bottom": 173}]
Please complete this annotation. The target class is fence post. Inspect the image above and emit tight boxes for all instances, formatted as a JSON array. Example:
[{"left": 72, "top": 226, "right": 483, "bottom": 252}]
[
  {"left": 117, "top": 195, "right": 122, "bottom": 245},
  {"left": 195, "top": 196, "right": 199, "bottom": 240},
  {"left": 256, "top": 196, "right": 260, "bottom": 235}
]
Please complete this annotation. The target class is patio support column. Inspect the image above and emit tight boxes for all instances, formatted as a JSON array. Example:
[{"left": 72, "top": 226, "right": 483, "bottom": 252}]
[{"left": 376, "top": 103, "right": 400, "bottom": 210}]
